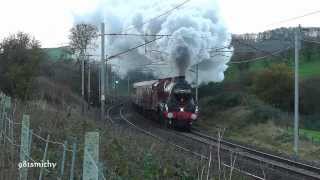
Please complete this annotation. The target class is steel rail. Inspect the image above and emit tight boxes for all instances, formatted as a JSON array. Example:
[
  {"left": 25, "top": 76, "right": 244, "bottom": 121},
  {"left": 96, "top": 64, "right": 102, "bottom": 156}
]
[
  {"left": 188, "top": 129, "right": 320, "bottom": 180},
  {"left": 116, "top": 105, "right": 265, "bottom": 180}
]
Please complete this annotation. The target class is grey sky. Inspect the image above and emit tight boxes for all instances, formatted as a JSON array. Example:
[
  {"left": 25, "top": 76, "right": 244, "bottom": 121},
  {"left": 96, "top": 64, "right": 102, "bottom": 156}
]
[{"left": 0, "top": 0, "right": 319, "bottom": 47}]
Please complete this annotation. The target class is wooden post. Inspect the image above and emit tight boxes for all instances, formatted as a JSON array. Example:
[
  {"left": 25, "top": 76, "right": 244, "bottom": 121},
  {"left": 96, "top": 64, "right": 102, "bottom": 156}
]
[
  {"left": 39, "top": 135, "right": 50, "bottom": 180},
  {"left": 0, "top": 94, "right": 5, "bottom": 143},
  {"left": 28, "top": 130, "right": 33, "bottom": 155},
  {"left": 19, "top": 114, "right": 30, "bottom": 180},
  {"left": 98, "top": 161, "right": 106, "bottom": 180},
  {"left": 82, "top": 132, "right": 99, "bottom": 180},
  {"left": 69, "top": 141, "right": 77, "bottom": 180},
  {"left": 59, "top": 140, "right": 67, "bottom": 180}
]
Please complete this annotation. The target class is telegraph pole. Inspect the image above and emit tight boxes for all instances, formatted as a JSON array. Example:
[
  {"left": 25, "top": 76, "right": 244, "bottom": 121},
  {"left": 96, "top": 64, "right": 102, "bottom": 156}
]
[
  {"left": 87, "top": 58, "right": 91, "bottom": 109},
  {"left": 127, "top": 76, "right": 130, "bottom": 96},
  {"left": 195, "top": 64, "right": 199, "bottom": 103},
  {"left": 81, "top": 52, "right": 85, "bottom": 113},
  {"left": 98, "top": 64, "right": 101, "bottom": 103},
  {"left": 100, "top": 23, "right": 105, "bottom": 120},
  {"left": 105, "top": 57, "right": 109, "bottom": 98},
  {"left": 294, "top": 25, "right": 300, "bottom": 156}
]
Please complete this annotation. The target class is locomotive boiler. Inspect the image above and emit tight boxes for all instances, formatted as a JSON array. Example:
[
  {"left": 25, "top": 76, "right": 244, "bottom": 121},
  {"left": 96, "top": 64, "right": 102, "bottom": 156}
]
[{"left": 132, "top": 76, "right": 198, "bottom": 130}]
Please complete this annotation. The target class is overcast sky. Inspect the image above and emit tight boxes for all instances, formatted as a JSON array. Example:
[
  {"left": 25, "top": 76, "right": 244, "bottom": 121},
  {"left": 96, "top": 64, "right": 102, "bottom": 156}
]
[{"left": 0, "top": 0, "right": 319, "bottom": 47}]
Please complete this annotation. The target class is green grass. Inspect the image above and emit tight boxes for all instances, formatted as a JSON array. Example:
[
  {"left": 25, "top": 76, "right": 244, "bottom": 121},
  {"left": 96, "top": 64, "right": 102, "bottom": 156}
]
[
  {"left": 288, "top": 128, "right": 320, "bottom": 143},
  {"left": 299, "top": 60, "right": 320, "bottom": 78},
  {"left": 227, "top": 56, "right": 320, "bottom": 80}
]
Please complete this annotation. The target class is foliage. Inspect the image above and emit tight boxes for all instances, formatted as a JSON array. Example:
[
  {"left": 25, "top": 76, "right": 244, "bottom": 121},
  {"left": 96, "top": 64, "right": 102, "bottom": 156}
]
[
  {"left": 303, "top": 114, "right": 320, "bottom": 131},
  {"left": 248, "top": 97, "right": 283, "bottom": 124},
  {"left": 206, "top": 92, "right": 244, "bottom": 110},
  {"left": 252, "top": 63, "right": 293, "bottom": 111},
  {"left": 0, "top": 32, "right": 43, "bottom": 100},
  {"left": 300, "top": 77, "right": 320, "bottom": 115}
]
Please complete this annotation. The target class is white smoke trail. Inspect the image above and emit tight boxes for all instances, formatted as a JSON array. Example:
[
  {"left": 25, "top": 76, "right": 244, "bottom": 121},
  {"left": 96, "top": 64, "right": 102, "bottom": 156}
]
[{"left": 73, "top": 0, "right": 232, "bottom": 84}]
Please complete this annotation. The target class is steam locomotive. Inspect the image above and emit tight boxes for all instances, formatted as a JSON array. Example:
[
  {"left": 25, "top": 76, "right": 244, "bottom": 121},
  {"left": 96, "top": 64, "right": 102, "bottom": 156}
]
[{"left": 132, "top": 76, "right": 198, "bottom": 130}]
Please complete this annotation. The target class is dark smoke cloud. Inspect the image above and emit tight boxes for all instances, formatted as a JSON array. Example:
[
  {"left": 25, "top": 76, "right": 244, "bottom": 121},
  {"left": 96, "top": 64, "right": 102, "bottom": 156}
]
[{"left": 72, "top": 0, "right": 233, "bottom": 84}]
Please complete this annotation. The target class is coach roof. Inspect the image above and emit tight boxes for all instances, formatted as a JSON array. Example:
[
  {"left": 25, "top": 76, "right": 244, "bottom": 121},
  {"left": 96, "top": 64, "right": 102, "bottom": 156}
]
[{"left": 133, "top": 80, "right": 157, "bottom": 88}]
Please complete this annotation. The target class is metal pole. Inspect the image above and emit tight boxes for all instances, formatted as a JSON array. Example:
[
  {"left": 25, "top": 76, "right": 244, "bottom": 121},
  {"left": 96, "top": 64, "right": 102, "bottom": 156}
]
[
  {"left": 101, "top": 23, "right": 105, "bottom": 120},
  {"left": 294, "top": 25, "right": 300, "bottom": 155},
  {"left": 195, "top": 64, "right": 199, "bottom": 103}
]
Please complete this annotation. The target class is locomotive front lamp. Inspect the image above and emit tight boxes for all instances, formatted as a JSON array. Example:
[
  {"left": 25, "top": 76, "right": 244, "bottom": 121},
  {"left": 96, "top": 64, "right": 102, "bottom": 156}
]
[{"left": 191, "top": 114, "right": 197, "bottom": 120}]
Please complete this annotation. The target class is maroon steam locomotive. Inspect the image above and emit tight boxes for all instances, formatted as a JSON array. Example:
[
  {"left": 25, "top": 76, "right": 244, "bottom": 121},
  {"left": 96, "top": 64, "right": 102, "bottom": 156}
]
[{"left": 132, "top": 76, "right": 198, "bottom": 130}]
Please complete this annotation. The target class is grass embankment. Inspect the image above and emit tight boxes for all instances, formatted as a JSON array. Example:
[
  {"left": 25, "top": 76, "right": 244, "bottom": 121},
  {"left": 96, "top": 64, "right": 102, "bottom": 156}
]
[
  {"left": 299, "top": 60, "right": 320, "bottom": 78},
  {"left": 287, "top": 128, "right": 320, "bottom": 144},
  {"left": 196, "top": 96, "right": 320, "bottom": 162},
  {"left": 226, "top": 58, "right": 320, "bottom": 80},
  {"left": 6, "top": 96, "right": 248, "bottom": 180}
]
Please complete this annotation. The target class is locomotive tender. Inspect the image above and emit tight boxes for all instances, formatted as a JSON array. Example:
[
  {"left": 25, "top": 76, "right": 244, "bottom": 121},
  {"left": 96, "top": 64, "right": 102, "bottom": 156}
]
[{"left": 132, "top": 76, "right": 198, "bottom": 130}]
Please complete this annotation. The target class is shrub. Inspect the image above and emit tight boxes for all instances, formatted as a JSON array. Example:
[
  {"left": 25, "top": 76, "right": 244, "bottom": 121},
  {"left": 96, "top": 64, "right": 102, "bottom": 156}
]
[
  {"left": 300, "top": 77, "right": 320, "bottom": 115},
  {"left": 252, "top": 63, "right": 293, "bottom": 111},
  {"left": 303, "top": 114, "right": 320, "bottom": 131},
  {"left": 206, "top": 92, "right": 244, "bottom": 110},
  {"left": 0, "top": 32, "right": 43, "bottom": 100}
]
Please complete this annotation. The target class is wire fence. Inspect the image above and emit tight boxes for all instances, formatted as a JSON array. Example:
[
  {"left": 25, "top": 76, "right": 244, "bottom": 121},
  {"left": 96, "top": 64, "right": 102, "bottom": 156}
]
[{"left": 0, "top": 92, "right": 105, "bottom": 180}]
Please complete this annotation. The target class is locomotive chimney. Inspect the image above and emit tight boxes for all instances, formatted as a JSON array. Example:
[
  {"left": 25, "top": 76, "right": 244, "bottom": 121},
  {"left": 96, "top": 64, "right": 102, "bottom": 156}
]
[{"left": 174, "top": 76, "right": 186, "bottom": 82}]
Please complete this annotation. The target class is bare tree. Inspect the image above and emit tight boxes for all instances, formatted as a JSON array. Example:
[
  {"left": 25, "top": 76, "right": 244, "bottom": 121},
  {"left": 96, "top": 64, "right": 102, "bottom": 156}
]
[
  {"left": 69, "top": 23, "right": 98, "bottom": 60},
  {"left": 69, "top": 23, "right": 98, "bottom": 112}
]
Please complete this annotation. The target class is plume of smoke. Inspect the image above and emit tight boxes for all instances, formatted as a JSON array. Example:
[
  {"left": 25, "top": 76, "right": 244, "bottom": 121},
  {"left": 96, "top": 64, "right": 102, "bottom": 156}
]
[{"left": 72, "top": 0, "right": 233, "bottom": 84}]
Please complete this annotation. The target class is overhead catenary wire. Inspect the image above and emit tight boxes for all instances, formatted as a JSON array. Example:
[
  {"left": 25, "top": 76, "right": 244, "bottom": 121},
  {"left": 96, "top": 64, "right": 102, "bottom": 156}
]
[
  {"left": 229, "top": 46, "right": 292, "bottom": 64},
  {"left": 302, "top": 39, "right": 320, "bottom": 45},
  {"left": 108, "top": 36, "right": 163, "bottom": 60},
  {"left": 233, "top": 38, "right": 284, "bottom": 58},
  {"left": 103, "top": 33, "right": 171, "bottom": 37},
  {"left": 266, "top": 9, "right": 320, "bottom": 27},
  {"left": 122, "top": 0, "right": 192, "bottom": 33}
]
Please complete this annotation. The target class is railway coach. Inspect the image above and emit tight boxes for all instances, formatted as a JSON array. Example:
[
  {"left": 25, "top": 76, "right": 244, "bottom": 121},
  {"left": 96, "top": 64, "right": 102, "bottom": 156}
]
[{"left": 132, "top": 76, "right": 198, "bottom": 130}]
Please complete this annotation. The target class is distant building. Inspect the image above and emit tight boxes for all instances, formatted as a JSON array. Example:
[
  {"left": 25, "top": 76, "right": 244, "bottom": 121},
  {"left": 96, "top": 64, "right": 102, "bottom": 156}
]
[{"left": 43, "top": 46, "right": 74, "bottom": 61}]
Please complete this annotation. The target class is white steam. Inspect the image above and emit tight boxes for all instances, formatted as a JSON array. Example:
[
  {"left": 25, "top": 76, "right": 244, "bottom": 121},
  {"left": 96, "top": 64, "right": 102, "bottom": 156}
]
[{"left": 73, "top": 0, "right": 232, "bottom": 84}]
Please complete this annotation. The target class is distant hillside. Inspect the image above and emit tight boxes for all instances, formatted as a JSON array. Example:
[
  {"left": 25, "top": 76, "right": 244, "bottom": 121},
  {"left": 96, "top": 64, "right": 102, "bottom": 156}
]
[
  {"left": 228, "top": 27, "right": 320, "bottom": 78},
  {"left": 42, "top": 46, "right": 74, "bottom": 61}
]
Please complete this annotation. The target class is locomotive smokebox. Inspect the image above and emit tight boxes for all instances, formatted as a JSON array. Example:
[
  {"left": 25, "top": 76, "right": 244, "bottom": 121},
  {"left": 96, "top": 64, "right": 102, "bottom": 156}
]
[{"left": 174, "top": 76, "right": 186, "bottom": 82}]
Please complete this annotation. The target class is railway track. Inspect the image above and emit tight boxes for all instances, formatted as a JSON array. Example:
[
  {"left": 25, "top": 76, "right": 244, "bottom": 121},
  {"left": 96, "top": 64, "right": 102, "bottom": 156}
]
[
  {"left": 112, "top": 105, "right": 265, "bottom": 180},
  {"left": 178, "top": 129, "right": 320, "bottom": 180},
  {"left": 107, "top": 103, "right": 320, "bottom": 180}
]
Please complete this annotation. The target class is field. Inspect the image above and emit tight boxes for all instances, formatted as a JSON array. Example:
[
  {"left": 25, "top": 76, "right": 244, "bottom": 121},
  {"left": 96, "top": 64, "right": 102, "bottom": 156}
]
[
  {"left": 299, "top": 60, "right": 320, "bottom": 78},
  {"left": 197, "top": 50, "right": 320, "bottom": 162},
  {"left": 287, "top": 128, "right": 320, "bottom": 144}
]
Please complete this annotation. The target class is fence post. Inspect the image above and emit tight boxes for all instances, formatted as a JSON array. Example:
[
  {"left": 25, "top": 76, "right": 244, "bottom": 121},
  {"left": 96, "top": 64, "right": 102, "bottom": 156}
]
[
  {"left": 39, "top": 134, "right": 50, "bottom": 180},
  {"left": 69, "top": 140, "right": 77, "bottom": 180},
  {"left": 19, "top": 114, "right": 30, "bottom": 180},
  {"left": 82, "top": 132, "right": 100, "bottom": 180},
  {"left": 98, "top": 161, "right": 106, "bottom": 180},
  {"left": 28, "top": 129, "right": 33, "bottom": 154},
  {"left": 0, "top": 94, "right": 4, "bottom": 143},
  {"left": 59, "top": 140, "right": 67, "bottom": 180},
  {"left": 3, "top": 96, "right": 9, "bottom": 144}
]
